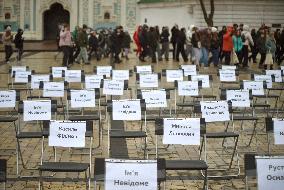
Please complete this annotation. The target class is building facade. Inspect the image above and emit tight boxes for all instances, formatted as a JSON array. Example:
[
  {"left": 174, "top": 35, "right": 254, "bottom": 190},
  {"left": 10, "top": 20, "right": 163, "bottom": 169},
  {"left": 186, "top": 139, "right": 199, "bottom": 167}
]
[{"left": 0, "top": 0, "right": 283, "bottom": 40}]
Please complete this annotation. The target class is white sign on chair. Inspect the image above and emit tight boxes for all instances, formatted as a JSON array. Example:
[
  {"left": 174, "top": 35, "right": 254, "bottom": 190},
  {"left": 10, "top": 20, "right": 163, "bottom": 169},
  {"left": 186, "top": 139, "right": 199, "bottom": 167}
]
[
  {"left": 273, "top": 118, "right": 284, "bottom": 145},
  {"left": 243, "top": 81, "right": 264, "bottom": 95},
  {"left": 97, "top": 66, "right": 112, "bottom": 77},
  {"left": 166, "top": 70, "right": 183, "bottom": 82},
  {"left": 43, "top": 82, "right": 64, "bottom": 97},
  {"left": 65, "top": 70, "right": 82, "bottom": 83},
  {"left": 256, "top": 156, "right": 284, "bottom": 190},
  {"left": 105, "top": 159, "right": 157, "bottom": 190},
  {"left": 112, "top": 99, "right": 141, "bottom": 121},
  {"left": 191, "top": 75, "right": 210, "bottom": 88},
  {"left": 31, "top": 75, "right": 50, "bottom": 89},
  {"left": 181, "top": 65, "right": 197, "bottom": 76},
  {"left": 136, "top": 65, "right": 152, "bottom": 74},
  {"left": 112, "top": 70, "right": 129, "bottom": 81},
  {"left": 254, "top": 75, "right": 272, "bottom": 89},
  {"left": 178, "top": 81, "right": 199, "bottom": 96},
  {"left": 23, "top": 100, "right": 51, "bottom": 121},
  {"left": 219, "top": 69, "right": 236, "bottom": 82},
  {"left": 14, "top": 71, "right": 31, "bottom": 83},
  {"left": 0, "top": 90, "right": 16, "bottom": 108},
  {"left": 52, "top": 67, "right": 67, "bottom": 78},
  {"left": 103, "top": 79, "right": 124, "bottom": 96},
  {"left": 139, "top": 73, "right": 158, "bottom": 88},
  {"left": 226, "top": 90, "right": 250, "bottom": 107},
  {"left": 85, "top": 75, "right": 103, "bottom": 89},
  {"left": 11, "top": 66, "right": 27, "bottom": 76},
  {"left": 163, "top": 118, "right": 200, "bottom": 145},
  {"left": 141, "top": 89, "right": 167, "bottom": 108},
  {"left": 49, "top": 120, "right": 86, "bottom": 148},
  {"left": 70, "top": 90, "right": 96, "bottom": 108},
  {"left": 266, "top": 70, "right": 283, "bottom": 83},
  {"left": 201, "top": 101, "right": 230, "bottom": 122}
]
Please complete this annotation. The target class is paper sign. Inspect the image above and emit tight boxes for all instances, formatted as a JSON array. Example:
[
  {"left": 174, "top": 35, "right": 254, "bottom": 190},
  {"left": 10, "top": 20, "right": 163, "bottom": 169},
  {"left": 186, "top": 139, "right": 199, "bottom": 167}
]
[
  {"left": 11, "top": 66, "right": 26, "bottom": 76},
  {"left": 273, "top": 118, "right": 284, "bottom": 145},
  {"left": 243, "top": 81, "right": 264, "bottom": 95},
  {"left": 112, "top": 100, "right": 141, "bottom": 120},
  {"left": 103, "top": 79, "right": 124, "bottom": 96},
  {"left": 112, "top": 70, "right": 129, "bottom": 81},
  {"left": 85, "top": 75, "right": 103, "bottom": 89},
  {"left": 136, "top": 65, "right": 152, "bottom": 74},
  {"left": 31, "top": 75, "right": 50, "bottom": 89},
  {"left": 281, "top": 66, "right": 284, "bottom": 70},
  {"left": 191, "top": 75, "right": 210, "bottom": 88},
  {"left": 23, "top": 100, "right": 51, "bottom": 121},
  {"left": 49, "top": 120, "right": 86, "bottom": 148},
  {"left": 43, "top": 82, "right": 64, "bottom": 97},
  {"left": 0, "top": 90, "right": 16, "bottom": 108},
  {"left": 14, "top": 71, "right": 31, "bottom": 83},
  {"left": 141, "top": 89, "right": 167, "bottom": 108},
  {"left": 219, "top": 69, "right": 236, "bottom": 82},
  {"left": 201, "top": 101, "right": 230, "bottom": 122},
  {"left": 181, "top": 65, "right": 197, "bottom": 76},
  {"left": 105, "top": 159, "right": 157, "bottom": 190},
  {"left": 70, "top": 90, "right": 96, "bottom": 108},
  {"left": 222, "top": 65, "right": 236, "bottom": 70},
  {"left": 52, "top": 67, "right": 67, "bottom": 78},
  {"left": 254, "top": 75, "right": 272, "bottom": 89},
  {"left": 139, "top": 73, "right": 158, "bottom": 88},
  {"left": 266, "top": 70, "right": 283, "bottom": 83},
  {"left": 256, "top": 157, "right": 284, "bottom": 190},
  {"left": 97, "top": 66, "right": 112, "bottom": 77},
  {"left": 178, "top": 81, "right": 199, "bottom": 96},
  {"left": 163, "top": 118, "right": 200, "bottom": 145},
  {"left": 65, "top": 70, "right": 82, "bottom": 82},
  {"left": 166, "top": 70, "right": 183, "bottom": 82},
  {"left": 226, "top": 90, "right": 250, "bottom": 107}
]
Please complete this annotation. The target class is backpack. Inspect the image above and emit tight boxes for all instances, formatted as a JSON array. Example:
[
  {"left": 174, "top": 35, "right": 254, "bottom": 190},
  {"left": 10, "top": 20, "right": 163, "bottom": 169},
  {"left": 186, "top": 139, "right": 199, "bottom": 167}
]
[{"left": 241, "top": 34, "right": 246, "bottom": 43}]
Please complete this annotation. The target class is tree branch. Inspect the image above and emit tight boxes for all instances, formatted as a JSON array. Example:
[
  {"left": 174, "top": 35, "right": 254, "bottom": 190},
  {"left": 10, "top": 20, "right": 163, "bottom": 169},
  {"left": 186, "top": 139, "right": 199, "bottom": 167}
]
[
  {"left": 199, "top": 0, "right": 208, "bottom": 20},
  {"left": 209, "top": 0, "right": 215, "bottom": 20}
]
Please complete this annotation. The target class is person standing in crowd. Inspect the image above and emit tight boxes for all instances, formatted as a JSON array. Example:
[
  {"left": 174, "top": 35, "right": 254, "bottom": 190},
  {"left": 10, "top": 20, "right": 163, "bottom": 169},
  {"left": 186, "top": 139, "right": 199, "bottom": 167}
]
[
  {"left": 14, "top": 28, "right": 24, "bottom": 62},
  {"left": 110, "top": 26, "right": 124, "bottom": 64},
  {"left": 266, "top": 31, "right": 277, "bottom": 69},
  {"left": 274, "top": 29, "right": 281, "bottom": 64},
  {"left": 122, "top": 30, "right": 131, "bottom": 61},
  {"left": 191, "top": 26, "right": 201, "bottom": 65},
  {"left": 233, "top": 29, "right": 243, "bottom": 65},
  {"left": 200, "top": 28, "right": 211, "bottom": 68},
  {"left": 210, "top": 27, "right": 220, "bottom": 67},
  {"left": 75, "top": 24, "right": 90, "bottom": 64},
  {"left": 133, "top": 26, "right": 142, "bottom": 57},
  {"left": 59, "top": 24, "right": 73, "bottom": 67},
  {"left": 160, "top": 26, "right": 170, "bottom": 61},
  {"left": 176, "top": 28, "right": 188, "bottom": 62},
  {"left": 249, "top": 28, "right": 258, "bottom": 63},
  {"left": 148, "top": 26, "right": 158, "bottom": 63},
  {"left": 218, "top": 26, "right": 227, "bottom": 63},
  {"left": 256, "top": 30, "right": 267, "bottom": 68},
  {"left": 171, "top": 24, "right": 179, "bottom": 60},
  {"left": 139, "top": 24, "right": 149, "bottom": 62},
  {"left": 72, "top": 26, "right": 80, "bottom": 60},
  {"left": 241, "top": 25, "right": 254, "bottom": 68},
  {"left": 222, "top": 26, "right": 234, "bottom": 65},
  {"left": 88, "top": 31, "right": 99, "bottom": 61},
  {"left": 2, "top": 26, "right": 13, "bottom": 63},
  {"left": 186, "top": 25, "right": 194, "bottom": 62},
  {"left": 278, "top": 29, "right": 284, "bottom": 64},
  {"left": 155, "top": 26, "right": 162, "bottom": 61},
  {"left": 98, "top": 30, "right": 106, "bottom": 59}
]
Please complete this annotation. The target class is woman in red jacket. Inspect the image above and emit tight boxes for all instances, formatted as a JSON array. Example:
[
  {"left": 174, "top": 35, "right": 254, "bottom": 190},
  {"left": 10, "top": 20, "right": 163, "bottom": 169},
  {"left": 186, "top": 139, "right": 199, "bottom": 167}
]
[
  {"left": 133, "top": 26, "right": 142, "bottom": 56},
  {"left": 222, "top": 26, "right": 234, "bottom": 65}
]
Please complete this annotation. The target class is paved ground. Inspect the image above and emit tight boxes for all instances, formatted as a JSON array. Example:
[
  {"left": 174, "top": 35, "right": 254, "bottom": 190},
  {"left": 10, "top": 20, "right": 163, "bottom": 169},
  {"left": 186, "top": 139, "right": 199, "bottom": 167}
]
[{"left": 0, "top": 49, "right": 283, "bottom": 189}]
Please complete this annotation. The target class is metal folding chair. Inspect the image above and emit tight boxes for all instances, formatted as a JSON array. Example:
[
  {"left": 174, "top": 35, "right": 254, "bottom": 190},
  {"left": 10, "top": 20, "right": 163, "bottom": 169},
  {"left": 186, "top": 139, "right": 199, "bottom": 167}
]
[
  {"left": 0, "top": 159, "right": 7, "bottom": 190},
  {"left": 265, "top": 117, "right": 284, "bottom": 155}
]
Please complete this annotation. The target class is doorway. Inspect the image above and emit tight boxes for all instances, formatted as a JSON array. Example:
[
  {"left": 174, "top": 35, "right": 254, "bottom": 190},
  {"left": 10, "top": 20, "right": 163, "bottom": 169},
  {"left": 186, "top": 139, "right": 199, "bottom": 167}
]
[{"left": 43, "top": 3, "right": 70, "bottom": 40}]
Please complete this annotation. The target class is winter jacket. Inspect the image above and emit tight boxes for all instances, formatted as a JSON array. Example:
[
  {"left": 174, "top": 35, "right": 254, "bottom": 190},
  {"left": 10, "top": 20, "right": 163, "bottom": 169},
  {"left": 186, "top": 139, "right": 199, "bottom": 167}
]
[
  {"left": 241, "top": 31, "right": 254, "bottom": 46},
  {"left": 59, "top": 30, "right": 72, "bottom": 47},
  {"left": 160, "top": 30, "right": 170, "bottom": 43},
  {"left": 210, "top": 35, "right": 220, "bottom": 50},
  {"left": 266, "top": 37, "right": 276, "bottom": 57},
  {"left": 14, "top": 29, "right": 24, "bottom": 49},
  {"left": 122, "top": 33, "right": 131, "bottom": 49},
  {"left": 88, "top": 35, "right": 98, "bottom": 49},
  {"left": 257, "top": 36, "right": 267, "bottom": 54},
  {"left": 199, "top": 29, "right": 211, "bottom": 49},
  {"left": 233, "top": 35, "right": 243, "bottom": 52},
  {"left": 191, "top": 32, "right": 200, "bottom": 48},
  {"left": 222, "top": 31, "right": 234, "bottom": 52},
  {"left": 2, "top": 32, "right": 13, "bottom": 46},
  {"left": 77, "top": 30, "right": 88, "bottom": 47}
]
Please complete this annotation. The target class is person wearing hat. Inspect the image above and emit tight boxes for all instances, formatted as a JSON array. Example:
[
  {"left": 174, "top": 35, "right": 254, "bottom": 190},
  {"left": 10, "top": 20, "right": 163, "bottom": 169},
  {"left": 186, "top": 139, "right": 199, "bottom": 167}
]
[
  {"left": 14, "top": 28, "right": 24, "bottom": 62},
  {"left": 75, "top": 24, "right": 90, "bottom": 64},
  {"left": 241, "top": 25, "right": 254, "bottom": 67},
  {"left": 210, "top": 27, "right": 220, "bottom": 67},
  {"left": 2, "top": 26, "right": 13, "bottom": 63}
]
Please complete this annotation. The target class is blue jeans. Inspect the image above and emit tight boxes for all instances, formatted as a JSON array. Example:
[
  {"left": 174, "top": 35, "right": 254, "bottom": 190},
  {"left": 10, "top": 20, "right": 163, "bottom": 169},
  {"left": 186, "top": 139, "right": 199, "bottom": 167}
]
[
  {"left": 200, "top": 47, "right": 209, "bottom": 67},
  {"left": 211, "top": 48, "right": 219, "bottom": 66}
]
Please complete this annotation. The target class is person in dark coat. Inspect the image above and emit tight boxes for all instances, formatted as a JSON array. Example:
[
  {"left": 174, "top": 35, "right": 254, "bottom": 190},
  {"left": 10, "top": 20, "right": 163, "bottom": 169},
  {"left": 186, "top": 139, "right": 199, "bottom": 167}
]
[
  {"left": 14, "top": 28, "right": 24, "bottom": 61},
  {"left": 218, "top": 26, "right": 227, "bottom": 63},
  {"left": 110, "top": 26, "right": 124, "bottom": 63},
  {"left": 256, "top": 31, "right": 267, "bottom": 68},
  {"left": 122, "top": 31, "right": 131, "bottom": 60},
  {"left": 171, "top": 24, "right": 179, "bottom": 60},
  {"left": 249, "top": 28, "right": 258, "bottom": 63},
  {"left": 88, "top": 31, "right": 99, "bottom": 61},
  {"left": 176, "top": 28, "right": 188, "bottom": 62},
  {"left": 147, "top": 27, "right": 158, "bottom": 63},
  {"left": 160, "top": 26, "right": 170, "bottom": 61},
  {"left": 139, "top": 24, "right": 149, "bottom": 62}
]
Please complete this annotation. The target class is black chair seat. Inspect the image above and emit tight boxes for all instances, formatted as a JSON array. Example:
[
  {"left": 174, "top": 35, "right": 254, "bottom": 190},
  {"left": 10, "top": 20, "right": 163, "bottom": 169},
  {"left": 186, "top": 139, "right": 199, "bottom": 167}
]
[
  {"left": 254, "top": 95, "right": 279, "bottom": 98},
  {"left": 253, "top": 103, "right": 270, "bottom": 108},
  {"left": 194, "top": 95, "right": 217, "bottom": 99},
  {"left": 219, "top": 87, "right": 240, "bottom": 90},
  {"left": 68, "top": 115, "right": 100, "bottom": 121},
  {"left": 16, "top": 132, "right": 42, "bottom": 138},
  {"left": 39, "top": 162, "right": 89, "bottom": 172},
  {"left": 204, "top": 132, "right": 239, "bottom": 138},
  {"left": 176, "top": 103, "right": 195, "bottom": 107},
  {"left": 233, "top": 116, "right": 259, "bottom": 121},
  {"left": 110, "top": 130, "right": 146, "bottom": 138},
  {"left": 0, "top": 116, "right": 18, "bottom": 122},
  {"left": 166, "top": 160, "right": 208, "bottom": 170}
]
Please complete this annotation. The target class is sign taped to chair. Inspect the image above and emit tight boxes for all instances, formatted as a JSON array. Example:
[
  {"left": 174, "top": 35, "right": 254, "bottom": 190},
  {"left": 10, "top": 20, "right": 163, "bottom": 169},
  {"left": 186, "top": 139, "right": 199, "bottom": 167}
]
[
  {"left": 266, "top": 70, "right": 283, "bottom": 83},
  {"left": 49, "top": 120, "right": 86, "bottom": 148},
  {"left": 11, "top": 66, "right": 27, "bottom": 76},
  {"left": 254, "top": 75, "right": 272, "bottom": 89},
  {"left": 243, "top": 81, "right": 264, "bottom": 95},
  {"left": 103, "top": 79, "right": 124, "bottom": 95},
  {"left": 136, "top": 65, "right": 152, "bottom": 74},
  {"left": 14, "top": 71, "right": 31, "bottom": 83},
  {"left": 65, "top": 70, "right": 82, "bottom": 83},
  {"left": 112, "top": 99, "right": 141, "bottom": 120},
  {"left": 85, "top": 75, "right": 103, "bottom": 89},
  {"left": 105, "top": 159, "right": 157, "bottom": 190},
  {"left": 97, "top": 66, "right": 112, "bottom": 77},
  {"left": 139, "top": 73, "right": 158, "bottom": 88},
  {"left": 166, "top": 70, "right": 183, "bottom": 82},
  {"left": 23, "top": 100, "right": 51, "bottom": 121},
  {"left": 112, "top": 70, "right": 129, "bottom": 81},
  {"left": 178, "top": 81, "right": 199, "bottom": 96},
  {"left": 31, "top": 75, "right": 50, "bottom": 89},
  {"left": 273, "top": 118, "right": 284, "bottom": 145},
  {"left": 226, "top": 90, "right": 250, "bottom": 107},
  {"left": 256, "top": 156, "right": 284, "bottom": 190},
  {"left": 52, "top": 67, "right": 67, "bottom": 78},
  {"left": 0, "top": 90, "right": 16, "bottom": 108},
  {"left": 181, "top": 65, "right": 197, "bottom": 76},
  {"left": 141, "top": 89, "right": 167, "bottom": 108},
  {"left": 70, "top": 90, "right": 96, "bottom": 108},
  {"left": 43, "top": 82, "right": 64, "bottom": 97},
  {"left": 219, "top": 69, "right": 236, "bottom": 82},
  {"left": 201, "top": 101, "right": 230, "bottom": 122},
  {"left": 163, "top": 118, "right": 200, "bottom": 145},
  {"left": 191, "top": 75, "right": 210, "bottom": 88}
]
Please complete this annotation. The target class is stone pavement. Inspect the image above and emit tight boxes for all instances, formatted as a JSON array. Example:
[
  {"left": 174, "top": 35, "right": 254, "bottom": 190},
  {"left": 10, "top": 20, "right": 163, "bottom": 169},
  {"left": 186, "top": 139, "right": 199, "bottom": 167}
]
[{"left": 0, "top": 50, "right": 283, "bottom": 190}]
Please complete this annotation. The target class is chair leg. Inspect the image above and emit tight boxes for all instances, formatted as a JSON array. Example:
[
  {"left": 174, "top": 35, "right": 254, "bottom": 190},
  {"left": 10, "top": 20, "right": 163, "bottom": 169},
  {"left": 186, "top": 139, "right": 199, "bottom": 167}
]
[
  {"left": 39, "top": 170, "right": 43, "bottom": 190},
  {"left": 229, "top": 136, "right": 239, "bottom": 170},
  {"left": 203, "top": 169, "right": 208, "bottom": 190}
]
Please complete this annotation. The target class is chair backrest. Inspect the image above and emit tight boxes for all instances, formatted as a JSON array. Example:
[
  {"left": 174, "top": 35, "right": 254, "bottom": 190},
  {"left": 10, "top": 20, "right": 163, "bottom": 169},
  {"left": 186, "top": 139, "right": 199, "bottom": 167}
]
[
  {"left": 107, "top": 99, "right": 146, "bottom": 113},
  {"left": 67, "top": 89, "right": 100, "bottom": 101},
  {"left": 244, "top": 153, "right": 257, "bottom": 177},
  {"left": 193, "top": 101, "right": 233, "bottom": 114},
  {"left": 0, "top": 159, "right": 6, "bottom": 183},
  {"left": 18, "top": 100, "right": 58, "bottom": 114},
  {"left": 265, "top": 117, "right": 274, "bottom": 133},
  {"left": 101, "top": 79, "right": 129, "bottom": 90},
  {"left": 39, "top": 81, "right": 69, "bottom": 90},
  {"left": 220, "top": 89, "right": 253, "bottom": 101},
  {"left": 137, "top": 89, "right": 171, "bottom": 100}
]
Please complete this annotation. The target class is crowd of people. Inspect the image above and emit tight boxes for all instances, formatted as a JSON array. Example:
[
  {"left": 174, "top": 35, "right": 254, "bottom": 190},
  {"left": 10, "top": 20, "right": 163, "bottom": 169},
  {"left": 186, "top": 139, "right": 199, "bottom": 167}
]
[{"left": 1, "top": 23, "right": 284, "bottom": 69}]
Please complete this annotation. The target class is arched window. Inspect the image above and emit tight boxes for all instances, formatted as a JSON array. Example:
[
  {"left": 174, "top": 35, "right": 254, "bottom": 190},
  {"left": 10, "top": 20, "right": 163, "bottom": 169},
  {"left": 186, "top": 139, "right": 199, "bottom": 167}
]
[
  {"left": 104, "top": 12, "right": 110, "bottom": 20},
  {"left": 4, "top": 12, "right": 11, "bottom": 20}
]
